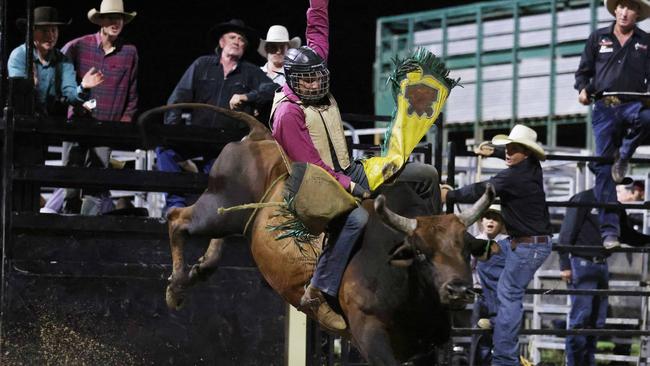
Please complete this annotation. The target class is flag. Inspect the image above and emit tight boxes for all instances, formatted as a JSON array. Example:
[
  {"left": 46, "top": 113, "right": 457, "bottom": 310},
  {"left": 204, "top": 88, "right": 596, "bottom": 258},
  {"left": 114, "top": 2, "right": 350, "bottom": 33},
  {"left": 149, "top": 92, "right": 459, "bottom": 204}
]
[{"left": 362, "top": 48, "right": 459, "bottom": 191}]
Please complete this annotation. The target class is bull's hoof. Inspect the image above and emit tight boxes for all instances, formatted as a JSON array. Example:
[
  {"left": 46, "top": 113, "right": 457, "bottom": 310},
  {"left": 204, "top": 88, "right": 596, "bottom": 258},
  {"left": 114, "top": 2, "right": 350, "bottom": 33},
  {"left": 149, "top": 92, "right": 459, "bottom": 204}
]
[
  {"left": 165, "top": 285, "right": 186, "bottom": 310},
  {"left": 188, "top": 264, "right": 202, "bottom": 282}
]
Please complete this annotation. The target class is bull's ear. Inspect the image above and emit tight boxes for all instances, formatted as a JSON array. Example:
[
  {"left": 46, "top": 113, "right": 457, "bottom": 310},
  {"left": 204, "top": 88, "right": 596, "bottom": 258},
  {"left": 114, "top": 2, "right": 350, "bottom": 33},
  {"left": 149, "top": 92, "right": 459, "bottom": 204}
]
[{"left": 388, "top": 242, "right": 415, "bottom": 267}]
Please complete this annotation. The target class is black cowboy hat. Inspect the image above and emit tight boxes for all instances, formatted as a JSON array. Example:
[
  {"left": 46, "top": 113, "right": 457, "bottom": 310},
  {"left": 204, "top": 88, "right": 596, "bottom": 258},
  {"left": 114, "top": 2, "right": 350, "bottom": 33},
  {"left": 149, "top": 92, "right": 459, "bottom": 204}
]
[
  {"left": 16, "top": 6, "right": 71, "bottom": 30},
  {"left": 102, "top": 197, "right": 149, "bottom": 217},
  {"left": 209, "top": 19, "right": 260, "bottom": 52}
]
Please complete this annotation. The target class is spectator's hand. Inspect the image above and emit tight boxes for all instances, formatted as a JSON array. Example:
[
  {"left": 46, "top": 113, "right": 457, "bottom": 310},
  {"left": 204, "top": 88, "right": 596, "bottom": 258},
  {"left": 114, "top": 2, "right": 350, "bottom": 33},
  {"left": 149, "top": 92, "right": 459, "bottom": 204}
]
[
  {"left": 560, "top": 269, "right": 572, "bottom": 283},
  {"left": 440, "top": 184, "right": 453, "bottom": 202},
  {"left": 578, "top": 89, "right": 591, "bottom": 105},
  {"left": 473, "top": 141, "right": 495, "bottom": 157},
  {"left": 81, "top": 67, "right": 104, "bottom": 89},
  {"left": 350, "top": 182, "right": 371, "bottom": 199},
  {"left": 178, "top": 159, "right": 199, "bottom": 173},
  {"left": 229, "top": 94, "right": 248, "bottom": 110}
]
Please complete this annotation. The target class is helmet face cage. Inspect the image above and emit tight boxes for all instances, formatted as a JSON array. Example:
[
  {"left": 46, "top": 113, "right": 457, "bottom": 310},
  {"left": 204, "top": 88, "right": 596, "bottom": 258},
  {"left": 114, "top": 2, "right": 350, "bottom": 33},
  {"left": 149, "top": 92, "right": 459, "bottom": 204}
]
[{"left": 287, "top": 65, "right": 330, "bottom": 102}]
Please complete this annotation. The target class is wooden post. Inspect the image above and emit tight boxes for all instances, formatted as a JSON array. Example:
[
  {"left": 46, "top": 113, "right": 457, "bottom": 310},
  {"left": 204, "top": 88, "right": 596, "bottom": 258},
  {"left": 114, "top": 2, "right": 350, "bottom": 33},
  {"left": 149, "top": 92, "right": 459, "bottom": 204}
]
[{"left": 284, "top": 305, "right": 307, "bottom": 366}]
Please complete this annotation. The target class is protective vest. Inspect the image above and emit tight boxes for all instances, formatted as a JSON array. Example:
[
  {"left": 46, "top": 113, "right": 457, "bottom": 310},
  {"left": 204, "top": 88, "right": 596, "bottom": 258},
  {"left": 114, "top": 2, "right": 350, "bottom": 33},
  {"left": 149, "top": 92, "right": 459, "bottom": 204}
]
[{"left": 271, "top": 91, "right": 350, "bottom": 171}]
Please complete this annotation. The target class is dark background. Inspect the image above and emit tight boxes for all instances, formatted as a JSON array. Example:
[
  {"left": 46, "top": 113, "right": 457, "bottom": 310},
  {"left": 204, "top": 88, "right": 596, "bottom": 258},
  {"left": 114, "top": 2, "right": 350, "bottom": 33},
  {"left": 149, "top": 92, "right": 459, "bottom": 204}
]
[{"left": 6, "top": 0, "right": 475, "bottom": 118}]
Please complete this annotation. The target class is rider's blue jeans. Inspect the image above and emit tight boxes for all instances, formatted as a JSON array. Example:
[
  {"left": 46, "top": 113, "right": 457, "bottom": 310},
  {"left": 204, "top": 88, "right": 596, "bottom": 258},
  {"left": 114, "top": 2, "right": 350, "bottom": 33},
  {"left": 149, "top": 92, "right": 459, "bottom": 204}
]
[{"left": 311, "top": 206, "right": 369, "bottom": 297}]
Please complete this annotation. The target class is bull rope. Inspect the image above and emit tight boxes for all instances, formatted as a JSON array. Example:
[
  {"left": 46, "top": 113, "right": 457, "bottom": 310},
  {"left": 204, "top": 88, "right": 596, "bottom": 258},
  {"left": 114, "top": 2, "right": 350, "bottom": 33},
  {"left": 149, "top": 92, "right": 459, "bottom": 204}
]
[
  {"left": 274, "top": 141, "right": 293, "bottom": 174},
  {"left": 217, "top": 172, "right": 289, "bottom": 235}
]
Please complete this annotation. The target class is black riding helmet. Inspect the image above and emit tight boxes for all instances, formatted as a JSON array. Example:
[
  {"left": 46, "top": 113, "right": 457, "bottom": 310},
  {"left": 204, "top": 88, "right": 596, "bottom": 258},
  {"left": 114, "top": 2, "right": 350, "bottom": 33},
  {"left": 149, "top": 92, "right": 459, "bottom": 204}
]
[{"left": 283, "top": 46, "right": 330, "bottom": 102}]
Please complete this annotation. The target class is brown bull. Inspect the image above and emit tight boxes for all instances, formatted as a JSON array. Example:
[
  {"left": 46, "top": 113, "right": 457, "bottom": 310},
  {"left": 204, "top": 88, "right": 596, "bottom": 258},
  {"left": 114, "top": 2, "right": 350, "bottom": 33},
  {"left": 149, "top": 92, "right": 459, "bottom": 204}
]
[{"left": 164, "top": 106, "right": 494, "bottom": 365}]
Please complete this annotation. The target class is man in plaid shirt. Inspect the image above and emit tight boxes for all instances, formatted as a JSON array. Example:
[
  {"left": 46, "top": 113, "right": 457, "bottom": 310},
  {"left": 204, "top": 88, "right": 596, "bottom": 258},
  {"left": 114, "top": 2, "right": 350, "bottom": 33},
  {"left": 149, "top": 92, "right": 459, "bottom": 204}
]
[
  {"left": 62, "top": 0, "right": 137, "bottom": 122},
  {"left": 58, "top": 0, "right": 138, "bottom": 215}
]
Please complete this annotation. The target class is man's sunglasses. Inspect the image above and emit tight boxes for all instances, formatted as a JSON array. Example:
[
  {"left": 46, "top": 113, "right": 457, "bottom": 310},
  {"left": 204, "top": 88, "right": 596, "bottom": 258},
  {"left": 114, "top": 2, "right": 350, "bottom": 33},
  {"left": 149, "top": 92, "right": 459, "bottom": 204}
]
[{"left": 265, "top": 43, "right": 288, "bottom": 54}]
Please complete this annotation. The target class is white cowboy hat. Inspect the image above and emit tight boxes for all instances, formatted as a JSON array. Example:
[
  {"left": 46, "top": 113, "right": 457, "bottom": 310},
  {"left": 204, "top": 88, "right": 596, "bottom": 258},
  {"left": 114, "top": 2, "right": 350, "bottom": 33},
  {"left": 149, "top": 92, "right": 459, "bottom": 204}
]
[
  {"left": 485, "top": 204, "right": 502, "bottom": 215},
  {"left": 604, "top": 0, "right": 650, "bottom": 21},
  {"left": 88, "top": 0, "right": 137, "bottom": 25},
  {"left": 491, "top": 124, "right": 546, "bottom": 161},
  {"left": 257, "top": 25, "right": 301, "bottom": 57}
]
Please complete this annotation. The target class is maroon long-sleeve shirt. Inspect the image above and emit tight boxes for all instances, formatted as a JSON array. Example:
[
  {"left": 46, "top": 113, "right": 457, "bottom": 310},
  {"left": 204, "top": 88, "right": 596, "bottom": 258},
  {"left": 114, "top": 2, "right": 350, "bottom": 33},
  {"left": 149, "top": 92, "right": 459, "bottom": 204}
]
[{"left": 271, "top": 0, "right": 352, "bottom": 190}]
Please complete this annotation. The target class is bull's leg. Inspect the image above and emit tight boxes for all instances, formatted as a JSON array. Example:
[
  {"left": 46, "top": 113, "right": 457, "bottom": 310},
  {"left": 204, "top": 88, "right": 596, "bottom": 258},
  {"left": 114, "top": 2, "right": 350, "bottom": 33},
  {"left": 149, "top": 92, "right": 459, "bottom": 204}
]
[
  {"left": 187, "top": 238, "right": 225, "bottom": 283},
  {"left": 350, "top": 316, "right": 400, "bottom": 366},
  {"left": 165, "top": 206, "right": 195, "bottom": 310}
]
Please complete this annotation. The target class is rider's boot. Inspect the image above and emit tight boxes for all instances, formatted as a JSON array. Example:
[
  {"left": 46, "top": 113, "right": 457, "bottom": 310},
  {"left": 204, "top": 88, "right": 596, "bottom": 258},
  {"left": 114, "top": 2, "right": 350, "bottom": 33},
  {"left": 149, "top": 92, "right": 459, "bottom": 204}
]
[{"left": 300, "top": 285, "right": 346, "bottom": 331}]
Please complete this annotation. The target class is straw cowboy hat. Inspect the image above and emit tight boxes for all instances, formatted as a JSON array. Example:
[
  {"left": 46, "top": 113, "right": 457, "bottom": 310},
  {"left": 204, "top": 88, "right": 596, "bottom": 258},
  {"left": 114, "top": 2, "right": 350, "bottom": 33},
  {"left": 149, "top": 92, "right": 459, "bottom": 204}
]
[
  {"left": 88, "top": 0, "right": 137, "bottom": 25},
  {"left": 257, "top": 25, "right": 302, "bottom": 57},
  {"left": 604, "top": 0, "right": 650, "bottom": 21},
  {"left": 491, "top": 124, "right": 546, "bottom": 161},
  {"left": 16, "top": 6, "right": 71, "bottom": 29},
  {"left": 485, "top": 204, "right": 502, "bottom": 216}
]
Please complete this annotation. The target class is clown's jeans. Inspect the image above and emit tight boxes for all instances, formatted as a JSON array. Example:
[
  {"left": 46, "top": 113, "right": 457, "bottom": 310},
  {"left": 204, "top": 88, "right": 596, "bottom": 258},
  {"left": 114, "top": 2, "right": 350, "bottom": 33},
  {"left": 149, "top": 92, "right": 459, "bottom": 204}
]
[{"left": 492, "top": 239, "right": 551, "bottom": 366}]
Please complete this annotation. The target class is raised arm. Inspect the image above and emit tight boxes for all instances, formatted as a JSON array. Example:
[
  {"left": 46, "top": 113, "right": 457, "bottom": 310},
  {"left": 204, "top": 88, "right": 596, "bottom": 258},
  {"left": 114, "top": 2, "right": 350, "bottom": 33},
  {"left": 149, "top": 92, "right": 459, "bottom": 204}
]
[{"left": 306, "top": 0, "right": 329, "bottom": 61}]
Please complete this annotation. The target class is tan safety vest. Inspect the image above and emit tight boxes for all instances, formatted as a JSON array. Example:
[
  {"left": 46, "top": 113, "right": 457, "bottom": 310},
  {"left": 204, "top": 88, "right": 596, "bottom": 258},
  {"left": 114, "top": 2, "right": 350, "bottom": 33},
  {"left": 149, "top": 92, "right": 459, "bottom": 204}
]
[{"left": 271, "top": 92, "right": 350, "bottom": 171}]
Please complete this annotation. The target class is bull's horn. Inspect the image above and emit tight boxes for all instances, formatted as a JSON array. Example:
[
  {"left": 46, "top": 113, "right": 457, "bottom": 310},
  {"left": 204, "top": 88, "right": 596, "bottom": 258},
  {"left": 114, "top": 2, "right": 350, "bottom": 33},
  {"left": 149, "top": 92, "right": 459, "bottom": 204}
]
[
  {"left": 207, "top": 105, "right": 271, "bottom": 141},
  {"left": 137, "top": 103, "right": 272, "bottom": 142},
  {"left": 374, "top": 195, "right": 417, "bottom": 235},
  {"left": 456, "top": 183, "right": 496, "bottom": 226}
]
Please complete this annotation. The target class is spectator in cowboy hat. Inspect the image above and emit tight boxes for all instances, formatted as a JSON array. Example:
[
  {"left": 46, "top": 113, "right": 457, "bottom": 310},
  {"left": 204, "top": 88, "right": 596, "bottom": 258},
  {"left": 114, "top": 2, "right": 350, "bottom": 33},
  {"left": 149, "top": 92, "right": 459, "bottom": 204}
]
[
  {"left": 54, "top": 0, "right": 139, "bottom": 215},
  {"left": 63, "top": 0, "right": 138, "bottom": 122},
  {"left": 575, "top": 0, "right": 650, "bottom": 249},
  {"left": 258, "top": 25, "right": 301, "bottom": 86},
  {"left": 444, "top": 124, "right": 552, "bottom": 366},
  {"left": 8, "top": 6, "right": 104, "bottom": 117},
  {"left": 158, "top": 18, "right": 277, "bottom": 214},
  {"left": 255, "top": 25, "right": 301, "bottom": 122}
]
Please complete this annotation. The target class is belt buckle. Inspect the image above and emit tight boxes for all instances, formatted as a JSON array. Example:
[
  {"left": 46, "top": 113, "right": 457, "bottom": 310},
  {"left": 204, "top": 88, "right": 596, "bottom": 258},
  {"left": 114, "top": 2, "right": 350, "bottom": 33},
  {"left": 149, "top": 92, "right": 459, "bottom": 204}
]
[
  {"left": 533, "top": 235, "right": 548, "bottom": 244},
  {"left": 593, "top": 256, "right": 606, "bottom": 264},
  {"left": 603, "top": 96, "right": 621, "bottom": 107}
]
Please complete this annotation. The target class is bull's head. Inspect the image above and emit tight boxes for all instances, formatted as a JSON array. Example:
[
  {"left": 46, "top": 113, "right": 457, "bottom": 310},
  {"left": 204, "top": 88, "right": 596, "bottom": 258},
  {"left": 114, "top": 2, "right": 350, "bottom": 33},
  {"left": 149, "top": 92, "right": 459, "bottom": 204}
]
[{"left": 375, "top": 184, "right": 495, "bottom": 307}]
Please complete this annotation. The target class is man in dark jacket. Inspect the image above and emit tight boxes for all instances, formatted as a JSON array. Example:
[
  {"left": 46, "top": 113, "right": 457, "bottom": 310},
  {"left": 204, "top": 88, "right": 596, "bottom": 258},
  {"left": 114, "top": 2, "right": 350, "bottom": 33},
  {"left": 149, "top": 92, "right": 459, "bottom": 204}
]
[{"left": 157, "top": 19, "right": 277, "bottom": 212}]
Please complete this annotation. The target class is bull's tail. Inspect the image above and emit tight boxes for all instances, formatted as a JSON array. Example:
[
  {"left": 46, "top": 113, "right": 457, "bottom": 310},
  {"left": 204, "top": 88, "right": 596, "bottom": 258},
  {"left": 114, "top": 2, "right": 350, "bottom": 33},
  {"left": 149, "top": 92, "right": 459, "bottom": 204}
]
[{"left": 137, "top": 103, "right": 272, "bottom": 145}]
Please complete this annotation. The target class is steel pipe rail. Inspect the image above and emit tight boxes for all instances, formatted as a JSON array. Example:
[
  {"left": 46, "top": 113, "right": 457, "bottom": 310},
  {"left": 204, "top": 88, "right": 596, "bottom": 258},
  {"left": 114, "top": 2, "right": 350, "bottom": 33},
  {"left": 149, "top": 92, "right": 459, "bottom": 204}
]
[
  {"left": 553, "top": 244, "right": 650, "bottom": 254},
  {"left": 453, "top": 328, "right": 650, "bottom": 336},
  {"left": 458, "top": 150, "right": 650, "bottom": 164}
]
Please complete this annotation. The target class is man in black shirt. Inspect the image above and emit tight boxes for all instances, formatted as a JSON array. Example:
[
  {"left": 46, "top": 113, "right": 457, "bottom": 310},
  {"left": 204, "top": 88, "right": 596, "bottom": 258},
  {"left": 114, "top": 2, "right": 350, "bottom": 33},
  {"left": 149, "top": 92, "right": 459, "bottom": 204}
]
[
  {"left": 157, "top": 19, "right": 277, "bottom": 213},
  {"left": 444, "top": 124, "right": 552, "bottom": 366},
  {"left": 574, "top": 0, "right": 650, "bottom": 249},
  {"left": 559, "top": 188, "right": 650, "bottom": 366}
]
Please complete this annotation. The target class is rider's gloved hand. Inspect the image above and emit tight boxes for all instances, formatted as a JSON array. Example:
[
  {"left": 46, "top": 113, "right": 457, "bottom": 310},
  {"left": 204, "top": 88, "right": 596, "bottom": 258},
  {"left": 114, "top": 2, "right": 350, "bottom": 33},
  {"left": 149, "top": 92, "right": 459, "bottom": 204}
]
[{"left": 350, "top": 182, "right": 371, "bottom": 199}]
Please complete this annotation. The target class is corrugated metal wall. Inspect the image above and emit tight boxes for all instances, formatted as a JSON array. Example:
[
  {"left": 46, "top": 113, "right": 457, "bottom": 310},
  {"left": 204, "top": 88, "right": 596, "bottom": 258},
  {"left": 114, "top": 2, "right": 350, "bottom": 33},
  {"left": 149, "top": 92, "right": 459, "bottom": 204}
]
[{"left": 375, "top": 1, "right": 650, "bottom": 146}]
